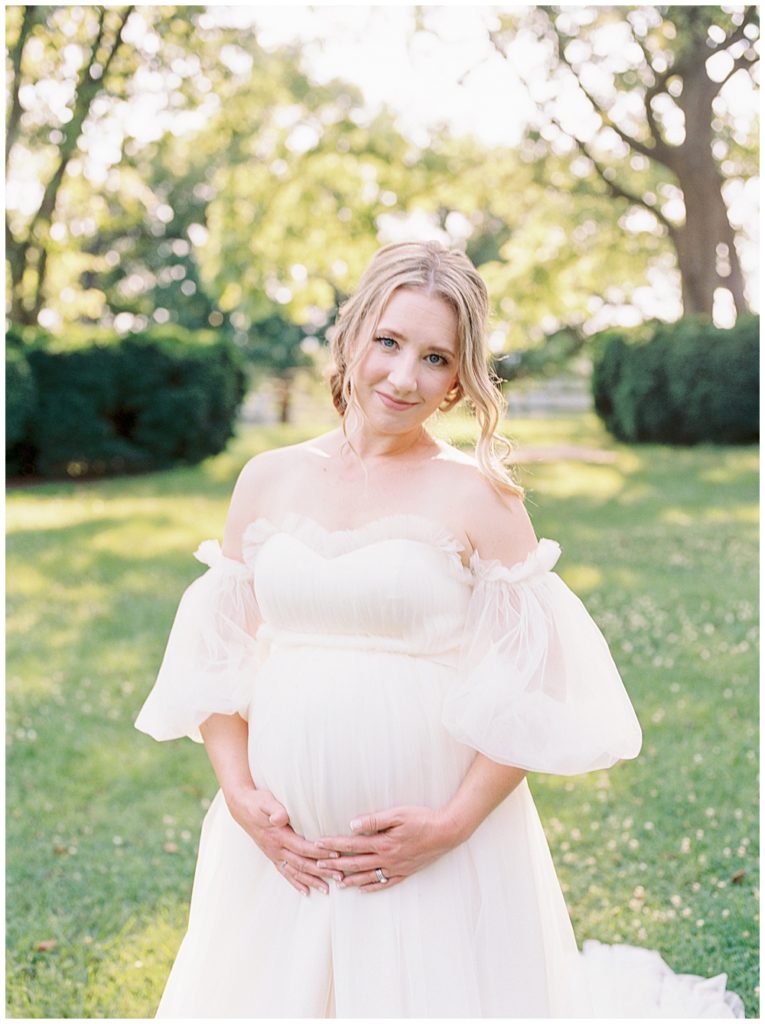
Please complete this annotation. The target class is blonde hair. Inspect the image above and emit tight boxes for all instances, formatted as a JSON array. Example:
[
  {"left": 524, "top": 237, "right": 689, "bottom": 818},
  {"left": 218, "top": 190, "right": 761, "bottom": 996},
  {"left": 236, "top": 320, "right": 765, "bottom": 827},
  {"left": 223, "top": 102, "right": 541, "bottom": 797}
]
[{"left": 327, "top": 241, "right": 524, "bottom": 499}]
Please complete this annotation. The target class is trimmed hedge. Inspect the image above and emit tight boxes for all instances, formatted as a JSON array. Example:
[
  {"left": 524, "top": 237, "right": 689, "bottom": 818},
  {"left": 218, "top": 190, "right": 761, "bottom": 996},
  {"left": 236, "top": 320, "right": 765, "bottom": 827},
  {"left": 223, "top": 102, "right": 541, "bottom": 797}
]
[
  {"left": 6, "top": 324, "right": 247, "bottom": 480},
  {"left": 6, "top": 343, "right": 39, "bottom": 477},
  {"left": 591, "top": 316, "right": 759, "bottom": 445}
]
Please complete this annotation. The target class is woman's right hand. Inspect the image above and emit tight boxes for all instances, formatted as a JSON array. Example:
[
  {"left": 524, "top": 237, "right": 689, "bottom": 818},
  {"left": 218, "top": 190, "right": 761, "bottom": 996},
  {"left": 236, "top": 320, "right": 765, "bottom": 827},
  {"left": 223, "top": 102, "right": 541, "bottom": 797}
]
[{"left": 225, "top": 785, "right": 342, "bottom": 896}]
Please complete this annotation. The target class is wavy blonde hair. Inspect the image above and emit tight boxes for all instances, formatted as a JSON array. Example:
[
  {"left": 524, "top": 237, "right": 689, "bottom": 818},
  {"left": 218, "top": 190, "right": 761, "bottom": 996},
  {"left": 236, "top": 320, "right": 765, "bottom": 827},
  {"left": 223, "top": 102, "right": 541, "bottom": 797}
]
[{"left": 327, "top": 240, "right": 524, "bottom": 500}]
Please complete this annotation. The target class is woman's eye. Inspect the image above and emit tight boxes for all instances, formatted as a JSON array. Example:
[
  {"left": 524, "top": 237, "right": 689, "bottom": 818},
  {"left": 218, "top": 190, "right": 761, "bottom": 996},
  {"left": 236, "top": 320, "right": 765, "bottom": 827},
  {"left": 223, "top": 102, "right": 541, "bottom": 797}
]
[
  {"left": 376, "top": 336, "right": 397, "bottom": 349},
  {"left": 426, "top": 353, "right": 447, "bottom": 366}
]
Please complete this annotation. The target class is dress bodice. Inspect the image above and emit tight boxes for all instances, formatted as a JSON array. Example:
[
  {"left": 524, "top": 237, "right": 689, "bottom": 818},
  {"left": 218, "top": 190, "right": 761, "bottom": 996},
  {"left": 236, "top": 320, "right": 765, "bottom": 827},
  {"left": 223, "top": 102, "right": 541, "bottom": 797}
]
[
  {"left": 137, "top": 509, "right": 641, "bottom": 776},
  {"left": 242, "top": 514, "right": 475, "bottom": 660}
]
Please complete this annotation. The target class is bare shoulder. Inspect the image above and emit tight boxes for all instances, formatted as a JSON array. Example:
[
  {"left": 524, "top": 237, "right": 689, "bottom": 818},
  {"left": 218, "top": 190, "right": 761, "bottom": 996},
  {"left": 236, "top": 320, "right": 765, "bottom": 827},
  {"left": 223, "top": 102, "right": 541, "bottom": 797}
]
[
  {"left": 221, "top": 440, "right": 318, "bottom": 560},
  {"left": 228, "top": 444, "right": 298, "bottom": 506},
  {"left": 432, "top": 444, "right": 538, "bottom": 566}
]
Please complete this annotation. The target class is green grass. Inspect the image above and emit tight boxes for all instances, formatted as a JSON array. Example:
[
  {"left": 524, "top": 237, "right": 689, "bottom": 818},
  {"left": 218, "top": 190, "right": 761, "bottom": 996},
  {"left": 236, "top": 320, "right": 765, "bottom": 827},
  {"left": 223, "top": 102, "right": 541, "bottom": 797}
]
[{"left": 6, "top": 411, "right": 759, "bottom": 1017}]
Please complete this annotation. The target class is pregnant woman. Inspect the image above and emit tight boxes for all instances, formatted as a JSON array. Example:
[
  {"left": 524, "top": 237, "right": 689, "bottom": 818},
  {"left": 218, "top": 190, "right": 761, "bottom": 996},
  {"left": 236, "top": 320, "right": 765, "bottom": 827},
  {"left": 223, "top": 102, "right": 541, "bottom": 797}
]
[{"left": 136, "top": 241, "right": 743, "bottom": 1017}]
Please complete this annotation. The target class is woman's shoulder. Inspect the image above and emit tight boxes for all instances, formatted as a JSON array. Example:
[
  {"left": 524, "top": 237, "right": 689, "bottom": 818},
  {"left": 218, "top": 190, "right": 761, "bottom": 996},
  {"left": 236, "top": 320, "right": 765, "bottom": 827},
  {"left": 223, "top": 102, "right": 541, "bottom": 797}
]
[
  {"left": 429, "top": 441, "right": 537, "bottom": 565},
  {"left": 236, "top": 432, "right": 337, "bottom": 486},
  {"left": 223, "top": 437, "right": 332, "bottom": 559}
]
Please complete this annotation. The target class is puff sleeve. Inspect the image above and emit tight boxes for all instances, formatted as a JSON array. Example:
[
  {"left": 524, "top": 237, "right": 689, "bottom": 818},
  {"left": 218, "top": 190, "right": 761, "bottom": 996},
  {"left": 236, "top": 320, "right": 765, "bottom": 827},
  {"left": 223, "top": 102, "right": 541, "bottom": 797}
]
[
  {"left": 135, "top": 539, "right": 266, "bottom": 744},
  {"left": 442, "top": 538, "right": 642, "bottom": 775}
]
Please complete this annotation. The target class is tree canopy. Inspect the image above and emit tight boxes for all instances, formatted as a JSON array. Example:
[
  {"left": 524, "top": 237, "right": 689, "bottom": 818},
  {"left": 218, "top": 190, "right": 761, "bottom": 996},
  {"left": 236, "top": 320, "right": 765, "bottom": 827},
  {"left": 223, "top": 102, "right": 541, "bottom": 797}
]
[{"left": 5, "top": 5, "right": 759, "bottom": 359}]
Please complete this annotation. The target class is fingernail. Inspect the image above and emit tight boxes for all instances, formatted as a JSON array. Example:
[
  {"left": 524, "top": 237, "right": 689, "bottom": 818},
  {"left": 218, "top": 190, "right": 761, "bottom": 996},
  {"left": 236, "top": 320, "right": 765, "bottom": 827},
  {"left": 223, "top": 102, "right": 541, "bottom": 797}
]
[
  {"left": 337, "top": 881, "right": 346, "bottom": 889},
  {"left": 350, "top": 819, "right": 362, "bottom": 831},
  {"left": 321, "top": 886, "right": 329, "bottom": 895},
  {"left": 333, "top": 873, "right": 343, "bottom": 882}
]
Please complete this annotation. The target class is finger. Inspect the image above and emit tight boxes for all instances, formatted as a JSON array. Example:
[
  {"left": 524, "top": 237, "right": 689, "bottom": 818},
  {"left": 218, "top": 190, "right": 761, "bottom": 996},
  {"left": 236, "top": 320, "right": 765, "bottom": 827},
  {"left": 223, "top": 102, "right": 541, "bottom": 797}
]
[
  {"left": 318, "top": 854, "right": 380, "bottom": 874},
  {"left": 349, "top": 810, "right": 401, "bottom": 834},
  {"left": 293, "top": 868, "right": 329, "bottom": 895},
  {"left": 281, "top": 848, "right": 343, "bottom": 883},
  {"left": 277, "top": 861, "right": 309, "bottom": 897},
  {"left": 315, "top": 835, "right": 380, "bottom": 854},
  {"left": 359, "top": 875, "right": 404, "bottom": 893},
  {"left": 292, "top": 855, "right": 344, "bottom": 883},
  {"left": 258, "top": 794, "right": 290, "bottom": 826},
  {"left": 285, "top": 833, "right": 342, "bottom": 860},
  {"left": 337, "top": 869, "right": 381, "bottom": 889}
]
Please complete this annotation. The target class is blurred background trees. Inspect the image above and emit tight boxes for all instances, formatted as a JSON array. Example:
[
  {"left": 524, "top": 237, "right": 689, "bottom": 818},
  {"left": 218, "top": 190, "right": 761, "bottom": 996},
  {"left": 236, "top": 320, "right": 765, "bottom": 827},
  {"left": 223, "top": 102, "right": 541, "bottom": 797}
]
[
  {"left": 488, "top": 5, "right": 758, "bottom": 320},
  {"left": 5, "top": 4, "right": 759, "bottom": 476}
]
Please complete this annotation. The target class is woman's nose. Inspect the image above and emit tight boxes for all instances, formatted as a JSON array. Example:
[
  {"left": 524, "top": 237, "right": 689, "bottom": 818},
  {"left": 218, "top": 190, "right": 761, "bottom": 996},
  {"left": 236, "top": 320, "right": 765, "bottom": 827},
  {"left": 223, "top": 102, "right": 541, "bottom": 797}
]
[{"left": 387, "top": 357, "right": 418, "bottom": 393}]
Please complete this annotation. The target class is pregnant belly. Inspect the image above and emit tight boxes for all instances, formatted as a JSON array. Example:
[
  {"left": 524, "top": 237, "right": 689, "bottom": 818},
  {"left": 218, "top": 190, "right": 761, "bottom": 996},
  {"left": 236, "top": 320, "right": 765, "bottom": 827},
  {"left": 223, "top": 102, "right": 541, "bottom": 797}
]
[{"left": 247, "top": 646, "right": 473, "bottom": 839}]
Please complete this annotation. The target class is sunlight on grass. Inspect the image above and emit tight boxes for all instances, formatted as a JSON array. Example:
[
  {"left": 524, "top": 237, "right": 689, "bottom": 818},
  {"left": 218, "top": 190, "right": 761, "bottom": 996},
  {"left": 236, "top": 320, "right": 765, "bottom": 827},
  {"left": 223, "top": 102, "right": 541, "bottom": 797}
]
[
  {"left": 564, "top": 563, "right": 604, "bottom": 594},
  {"left": 82, "top": 911, "right": 184, "bottom": 1018},
  {"left": 526, "top": 462, "right": 628, "bottom": 503}
]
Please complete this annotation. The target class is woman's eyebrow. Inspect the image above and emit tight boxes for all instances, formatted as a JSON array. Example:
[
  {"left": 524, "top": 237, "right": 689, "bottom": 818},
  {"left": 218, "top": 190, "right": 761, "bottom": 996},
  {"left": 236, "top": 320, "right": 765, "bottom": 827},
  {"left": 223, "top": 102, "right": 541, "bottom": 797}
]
[
  {"left": 376, "top": 325, "right": 456, "bottom": 358},
  {"left": 376, "top": 326, "right": 406, "bottom": 339}
]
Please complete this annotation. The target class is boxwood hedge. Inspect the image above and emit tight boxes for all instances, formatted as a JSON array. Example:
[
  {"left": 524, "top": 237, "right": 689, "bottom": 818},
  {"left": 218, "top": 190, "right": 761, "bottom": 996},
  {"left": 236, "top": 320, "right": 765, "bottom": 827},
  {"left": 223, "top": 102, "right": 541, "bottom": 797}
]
[
  {"left": 591, "top": 316, "right": 759, "bottom": 445},
  {"left": 6, "top": 324, "right": 247, "bottom": 479}
]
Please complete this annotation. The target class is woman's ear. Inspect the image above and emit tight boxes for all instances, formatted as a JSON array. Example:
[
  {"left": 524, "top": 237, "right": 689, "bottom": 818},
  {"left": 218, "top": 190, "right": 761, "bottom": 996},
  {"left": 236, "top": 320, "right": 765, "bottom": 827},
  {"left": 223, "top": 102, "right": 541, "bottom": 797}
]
[{"left": 438, "top": 378, "right": 463, "bottom": 412}]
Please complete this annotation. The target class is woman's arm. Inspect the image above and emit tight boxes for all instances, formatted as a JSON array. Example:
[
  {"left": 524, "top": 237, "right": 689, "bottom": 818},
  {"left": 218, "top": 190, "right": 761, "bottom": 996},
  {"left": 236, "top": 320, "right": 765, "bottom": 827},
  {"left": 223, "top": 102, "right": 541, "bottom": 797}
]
[
  {"left": 439, "top": 753, "right": 527, "bottom": 845},
  {"left": 201, "top": 713, "right": 342, "bottom": 896},
  {"left": 199, "top": 455, "right": 343, "bottom": 896}
]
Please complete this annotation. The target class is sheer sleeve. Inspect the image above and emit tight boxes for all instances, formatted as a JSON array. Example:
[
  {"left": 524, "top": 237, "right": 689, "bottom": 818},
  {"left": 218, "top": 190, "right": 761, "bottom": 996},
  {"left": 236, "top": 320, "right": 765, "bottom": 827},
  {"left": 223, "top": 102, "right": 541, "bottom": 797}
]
[
  {"left": 442, "top": 539, "right": 642, "bottom": 775},
  {"left": 134, "top": 539, "right": 266, "bottom": 744}
]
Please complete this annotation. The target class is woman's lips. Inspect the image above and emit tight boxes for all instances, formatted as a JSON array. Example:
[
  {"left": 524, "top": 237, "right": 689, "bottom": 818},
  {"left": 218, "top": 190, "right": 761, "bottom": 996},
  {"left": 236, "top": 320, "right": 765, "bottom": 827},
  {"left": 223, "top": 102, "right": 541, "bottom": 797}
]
[{"left": 376, "top": 391, "right": 418, "bottom": 410}]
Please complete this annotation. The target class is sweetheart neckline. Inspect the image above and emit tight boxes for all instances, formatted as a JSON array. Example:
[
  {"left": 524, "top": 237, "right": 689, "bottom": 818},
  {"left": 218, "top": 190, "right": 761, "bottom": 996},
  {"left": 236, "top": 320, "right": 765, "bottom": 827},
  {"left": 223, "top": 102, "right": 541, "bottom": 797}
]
[
  {"left": 246, "top": 511, "right": 468, "bottom": 554},
  {"left": 239, "top": 512, "right": 562, "bottom": 585},
  {"left": 244, "top": 512, "right": 473, "bottom": 578}
]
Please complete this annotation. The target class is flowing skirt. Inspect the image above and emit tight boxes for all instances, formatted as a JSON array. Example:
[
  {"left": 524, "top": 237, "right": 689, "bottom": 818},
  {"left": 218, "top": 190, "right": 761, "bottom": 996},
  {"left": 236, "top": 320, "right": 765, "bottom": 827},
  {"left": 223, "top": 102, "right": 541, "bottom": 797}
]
[{"left": 156, "top": 646, "right": 743, "bottom": 1018}]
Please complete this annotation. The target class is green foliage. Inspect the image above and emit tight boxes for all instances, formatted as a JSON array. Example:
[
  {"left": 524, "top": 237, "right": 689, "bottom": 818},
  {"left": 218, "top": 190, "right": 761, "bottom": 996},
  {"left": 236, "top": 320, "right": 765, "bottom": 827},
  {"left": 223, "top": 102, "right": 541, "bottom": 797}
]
[
  {"left": 494, "top": 327, "right": 585, "bottom": 382},
  {"left": 6, "top": 345, "right": 38, "bottom": 468},
  {"left": 245, "top": 314, "right": 314, "bottom": 377},
  {"left": 6, "top": 416, "right": 758, "bottom": 1016},
  {"left": 591, "top": 317, "right": 759, "bottom": 445},
  {"left": 9, "top": 324, "right": 247, "bottom": 480}
]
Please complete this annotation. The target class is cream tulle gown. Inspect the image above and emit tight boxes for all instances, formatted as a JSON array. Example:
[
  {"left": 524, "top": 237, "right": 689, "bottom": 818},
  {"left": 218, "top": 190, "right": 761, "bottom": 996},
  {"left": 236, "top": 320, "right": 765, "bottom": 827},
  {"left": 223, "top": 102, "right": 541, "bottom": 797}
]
[{"left": 135, "top": 513, "right": 745, "bottom": 1018}]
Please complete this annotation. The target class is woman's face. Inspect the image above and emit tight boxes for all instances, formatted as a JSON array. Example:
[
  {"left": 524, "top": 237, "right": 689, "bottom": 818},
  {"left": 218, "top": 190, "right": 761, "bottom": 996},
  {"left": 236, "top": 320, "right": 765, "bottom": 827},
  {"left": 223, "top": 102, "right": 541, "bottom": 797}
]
[{"left": 351, "top": 287, "right": 460, "bottom": 431}]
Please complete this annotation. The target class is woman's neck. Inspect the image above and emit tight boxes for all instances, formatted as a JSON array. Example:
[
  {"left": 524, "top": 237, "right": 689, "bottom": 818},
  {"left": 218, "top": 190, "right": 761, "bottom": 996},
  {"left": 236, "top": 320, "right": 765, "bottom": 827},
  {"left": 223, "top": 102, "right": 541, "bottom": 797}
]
[{"left": 340, "top": 423, "right": 434, "bottom": 462}]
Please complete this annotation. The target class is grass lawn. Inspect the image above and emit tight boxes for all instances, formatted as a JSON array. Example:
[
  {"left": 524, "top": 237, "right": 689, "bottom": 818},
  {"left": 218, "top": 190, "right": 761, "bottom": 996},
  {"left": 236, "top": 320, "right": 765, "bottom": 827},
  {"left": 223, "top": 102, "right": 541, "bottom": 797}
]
[{"left": 6, "top": 410, "right": 759, "bottom": 1017}]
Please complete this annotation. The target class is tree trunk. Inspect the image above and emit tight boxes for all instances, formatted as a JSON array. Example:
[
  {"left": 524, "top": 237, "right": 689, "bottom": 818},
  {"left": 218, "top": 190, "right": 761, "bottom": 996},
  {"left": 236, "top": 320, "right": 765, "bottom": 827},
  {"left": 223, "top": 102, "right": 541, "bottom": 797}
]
[
  {"left": 277, "top": 377, "right": 292, "bottom": 424},
  {"left": 522, "top": 6, "right": 756, "bottom": 323},
  {"left": 6, "top": 6, "right": 134, "bottom": 326},
  {"left": 671, "top": 61, "right": 749, "bottom": 317}
]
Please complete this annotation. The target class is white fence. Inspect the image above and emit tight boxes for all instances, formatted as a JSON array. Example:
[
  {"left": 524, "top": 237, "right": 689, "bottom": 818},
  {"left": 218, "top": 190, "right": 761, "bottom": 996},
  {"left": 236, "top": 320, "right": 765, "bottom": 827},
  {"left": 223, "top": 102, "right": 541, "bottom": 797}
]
[{"left": 505, "top": 375, "right": 592, "bottom": 417}]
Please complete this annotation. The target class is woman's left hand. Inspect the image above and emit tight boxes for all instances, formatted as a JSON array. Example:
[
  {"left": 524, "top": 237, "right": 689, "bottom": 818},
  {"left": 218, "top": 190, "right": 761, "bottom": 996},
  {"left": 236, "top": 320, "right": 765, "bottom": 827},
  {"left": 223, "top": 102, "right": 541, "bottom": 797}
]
[{"left": 315, "top": 805, "right": 458, "bottom": 892}]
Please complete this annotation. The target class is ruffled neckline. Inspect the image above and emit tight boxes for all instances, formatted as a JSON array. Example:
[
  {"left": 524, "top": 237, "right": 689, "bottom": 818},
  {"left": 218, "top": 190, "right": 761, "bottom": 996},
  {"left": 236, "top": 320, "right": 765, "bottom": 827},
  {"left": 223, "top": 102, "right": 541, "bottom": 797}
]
[
  {"left": 240, "top": 512, "right": 561, "bottom": 585},
  {"left": 468, "top": 537, "right": 561, "bottom": 584},
  {"left": 193, "top": 538, "right": 252, "bottom": 576}
]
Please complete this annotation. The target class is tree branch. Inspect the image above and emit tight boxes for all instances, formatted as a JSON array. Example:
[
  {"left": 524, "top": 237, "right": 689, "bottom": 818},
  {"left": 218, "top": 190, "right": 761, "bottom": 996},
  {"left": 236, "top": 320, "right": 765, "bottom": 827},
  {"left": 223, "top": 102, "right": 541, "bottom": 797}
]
[
  {"left": 624, "top": 18, "right": 682, "bottom": 166},
  {"left": 714, "top": 49, "right": 760, "bottom": 92},
  {"left": 706, "top": 6, "right": 758, "bottom": 57},
  {"left": 12, "top": 6, "right": 135, "bottom": 322},
  {"left": 571, "top": 136, "right": 678, "bottom": 238},
  {"left": 31, "top": 246, "right": 49, "bottom": 322},
  {"left": 6, "top": 6, "right": 39, "bottom": 172},
  {"left": 542, "top": 12, "right": 661, "bottom": 163},
  {"left": 490, "top": 23, "right": 678, "bottom": 236},
  {"left": 641, "top": 78, "right": 678, "bottom": 168},
  {"left": 30, "top": 7, "right": 134, "bottom": 235}
]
